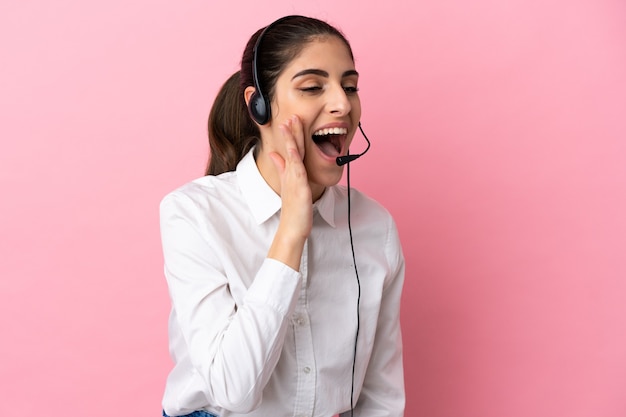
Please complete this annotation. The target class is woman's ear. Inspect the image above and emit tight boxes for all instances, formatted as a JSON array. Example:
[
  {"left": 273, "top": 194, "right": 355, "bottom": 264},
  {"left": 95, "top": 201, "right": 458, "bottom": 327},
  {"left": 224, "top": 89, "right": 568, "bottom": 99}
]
[{"left": 244, "top": 86, "right": 256, "bottom": 107}]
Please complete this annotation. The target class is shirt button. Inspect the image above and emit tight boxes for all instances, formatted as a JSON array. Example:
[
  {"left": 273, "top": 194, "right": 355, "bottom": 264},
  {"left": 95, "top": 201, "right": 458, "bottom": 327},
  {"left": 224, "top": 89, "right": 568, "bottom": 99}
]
[{"left": 303, "top": 366, "right": 311, "bottom": 374}]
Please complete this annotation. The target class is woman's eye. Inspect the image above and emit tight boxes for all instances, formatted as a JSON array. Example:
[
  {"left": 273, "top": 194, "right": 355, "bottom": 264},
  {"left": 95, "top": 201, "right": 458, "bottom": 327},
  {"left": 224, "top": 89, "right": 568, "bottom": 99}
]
[
  {"left": 343, "top": 86, "right": 359, "bottom": 94},
  {"left": 300, "top": 86, "right": 322, "bottom": 93}
]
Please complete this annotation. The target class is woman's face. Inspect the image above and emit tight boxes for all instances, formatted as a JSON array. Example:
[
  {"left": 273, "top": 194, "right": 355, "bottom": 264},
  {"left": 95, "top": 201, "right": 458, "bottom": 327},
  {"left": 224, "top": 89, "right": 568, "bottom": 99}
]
[{"left": 265, "top": 36, "right": 361, "bottom": 195}]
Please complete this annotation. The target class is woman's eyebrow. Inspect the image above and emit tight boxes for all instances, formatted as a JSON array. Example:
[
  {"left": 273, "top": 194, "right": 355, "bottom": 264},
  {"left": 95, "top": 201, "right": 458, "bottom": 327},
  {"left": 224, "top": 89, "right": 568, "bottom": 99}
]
[
  {"left": 291, "top": 69, "right": 359, "bottom": 80},
  {"left": 292, "top": 69, "right": 328, "bottom": 80}
]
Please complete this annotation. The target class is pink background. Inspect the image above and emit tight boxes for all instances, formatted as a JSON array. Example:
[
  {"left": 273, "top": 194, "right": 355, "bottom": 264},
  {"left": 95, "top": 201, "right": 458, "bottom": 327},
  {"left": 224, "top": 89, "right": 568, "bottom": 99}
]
[{"left": 1, "top": 1, "right": 625, "bottom": 416}]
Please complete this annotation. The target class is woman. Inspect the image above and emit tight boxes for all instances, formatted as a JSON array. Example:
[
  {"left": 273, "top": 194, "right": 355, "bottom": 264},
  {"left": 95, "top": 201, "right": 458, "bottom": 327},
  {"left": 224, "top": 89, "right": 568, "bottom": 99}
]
[{"left": 161, "top": 15, "right": 405, "bottom": 417}]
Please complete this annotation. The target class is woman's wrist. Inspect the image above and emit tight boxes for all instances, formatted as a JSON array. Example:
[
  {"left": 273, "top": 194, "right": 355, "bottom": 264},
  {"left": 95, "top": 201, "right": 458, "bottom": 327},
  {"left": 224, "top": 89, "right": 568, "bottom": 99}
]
[{"left": 267, "top": 231, "right": 306, "bottom": 271}]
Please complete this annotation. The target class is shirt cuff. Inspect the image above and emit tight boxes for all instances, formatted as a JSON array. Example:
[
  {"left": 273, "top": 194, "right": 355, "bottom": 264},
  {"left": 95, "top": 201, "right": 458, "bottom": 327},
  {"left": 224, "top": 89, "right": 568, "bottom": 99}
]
[{"left": 244, "top": 258, "right": 303, "bottom": 316}]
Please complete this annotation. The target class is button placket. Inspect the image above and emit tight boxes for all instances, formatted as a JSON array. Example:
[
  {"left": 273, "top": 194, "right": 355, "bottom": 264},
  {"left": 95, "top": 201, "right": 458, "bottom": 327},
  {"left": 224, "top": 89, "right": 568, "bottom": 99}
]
[{"left": 292, "top": 239, "right": 316, "bottom": 417}]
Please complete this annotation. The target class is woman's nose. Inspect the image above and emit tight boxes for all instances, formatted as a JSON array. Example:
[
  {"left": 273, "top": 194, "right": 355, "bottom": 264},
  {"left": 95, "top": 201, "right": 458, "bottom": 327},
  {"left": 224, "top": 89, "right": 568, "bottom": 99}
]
[{"left": 327, "top": 85, "right": 351, "bottom": 116}]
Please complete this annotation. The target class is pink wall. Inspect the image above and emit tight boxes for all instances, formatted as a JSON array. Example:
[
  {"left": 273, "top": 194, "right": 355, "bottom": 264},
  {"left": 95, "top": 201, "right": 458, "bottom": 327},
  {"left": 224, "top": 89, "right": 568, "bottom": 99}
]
[{"left": 1, "top": 1, "right": 625, "bottom": 416}]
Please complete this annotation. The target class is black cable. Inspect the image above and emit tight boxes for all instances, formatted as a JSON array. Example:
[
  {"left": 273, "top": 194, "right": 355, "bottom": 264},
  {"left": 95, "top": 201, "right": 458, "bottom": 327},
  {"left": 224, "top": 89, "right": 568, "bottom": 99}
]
[{"left": 347, "top": 158, "right": 361, "bottom": 417}]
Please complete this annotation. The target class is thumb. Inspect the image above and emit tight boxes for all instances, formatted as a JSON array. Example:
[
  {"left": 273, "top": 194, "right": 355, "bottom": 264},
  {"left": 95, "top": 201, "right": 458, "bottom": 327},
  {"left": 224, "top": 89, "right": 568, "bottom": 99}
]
[{"left": 268, "top": 152, "right": 286, "bottom": 174}]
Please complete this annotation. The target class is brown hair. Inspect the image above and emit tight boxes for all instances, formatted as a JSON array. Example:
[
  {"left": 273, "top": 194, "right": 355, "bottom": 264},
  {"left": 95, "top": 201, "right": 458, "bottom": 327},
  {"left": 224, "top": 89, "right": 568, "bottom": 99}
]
[{"left": 205, "top": 15, "right": 354, "bottom": 175}]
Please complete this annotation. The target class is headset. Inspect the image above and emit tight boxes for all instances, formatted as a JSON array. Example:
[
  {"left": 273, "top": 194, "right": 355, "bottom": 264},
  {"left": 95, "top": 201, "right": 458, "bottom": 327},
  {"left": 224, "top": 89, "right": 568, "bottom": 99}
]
[{"left": 248, "top": 15, "right": 296, "bottom": 125}]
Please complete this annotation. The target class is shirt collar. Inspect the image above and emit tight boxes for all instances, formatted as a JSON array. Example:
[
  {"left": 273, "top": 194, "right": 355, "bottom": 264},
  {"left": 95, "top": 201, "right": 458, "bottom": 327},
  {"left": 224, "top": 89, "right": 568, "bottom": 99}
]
[
  {"left": 313, "top": 187, "right": 336, "bottom": 228},
  {"left": 237, "top": 148, "right": 281, "bottom": 225},
  {"left": 236, "top": 147, "right": 336, "bottom": 228}
]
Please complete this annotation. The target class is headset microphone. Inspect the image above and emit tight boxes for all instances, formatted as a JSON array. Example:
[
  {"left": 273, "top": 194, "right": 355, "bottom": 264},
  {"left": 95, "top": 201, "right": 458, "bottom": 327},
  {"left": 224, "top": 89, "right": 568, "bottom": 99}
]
[
  {"left": 336, "top": 122, "right": 371, "bottom": 166},
  {"left": 336, "top": 154, "right": 360, "bottom": 166}
]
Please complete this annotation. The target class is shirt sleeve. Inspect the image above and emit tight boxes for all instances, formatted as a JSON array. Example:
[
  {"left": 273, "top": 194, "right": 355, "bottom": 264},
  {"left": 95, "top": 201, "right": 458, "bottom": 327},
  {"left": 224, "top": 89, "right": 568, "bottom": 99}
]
[
  {"left": 160, "top": 192, "right": 302, "bottom": 413},
  {"left": 343, "top": 216, "right": 406, "bottom": 417}
]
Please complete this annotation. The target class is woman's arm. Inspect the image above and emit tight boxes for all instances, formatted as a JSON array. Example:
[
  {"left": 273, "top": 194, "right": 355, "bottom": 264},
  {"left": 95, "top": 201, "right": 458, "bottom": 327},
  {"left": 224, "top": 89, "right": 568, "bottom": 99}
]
[
  {"left": 162, "top": 116, "right": 313, "bottom": 413},
  {"left": 161, "top": 194, "right": 302, "bottom": 413}
]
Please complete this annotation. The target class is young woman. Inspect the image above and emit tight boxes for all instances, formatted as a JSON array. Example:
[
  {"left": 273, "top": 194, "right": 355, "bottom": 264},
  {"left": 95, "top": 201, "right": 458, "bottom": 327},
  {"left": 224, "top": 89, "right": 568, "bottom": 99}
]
[{"left": 160, "top": 15, "right": 405, "bottom": 417}]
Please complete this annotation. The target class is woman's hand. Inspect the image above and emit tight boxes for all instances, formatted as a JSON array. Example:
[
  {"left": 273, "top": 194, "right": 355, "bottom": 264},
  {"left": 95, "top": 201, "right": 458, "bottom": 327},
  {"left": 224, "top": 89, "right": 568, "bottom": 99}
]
[{"left": 267, "top": 115, "right": 312, "bottom": 271}]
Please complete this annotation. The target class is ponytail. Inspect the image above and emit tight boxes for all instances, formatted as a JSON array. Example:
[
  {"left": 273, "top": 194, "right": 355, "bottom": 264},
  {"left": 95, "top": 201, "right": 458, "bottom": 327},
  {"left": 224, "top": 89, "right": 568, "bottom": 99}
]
[{"left": 205, "top": 71, "right": 259, "bottom": 176}]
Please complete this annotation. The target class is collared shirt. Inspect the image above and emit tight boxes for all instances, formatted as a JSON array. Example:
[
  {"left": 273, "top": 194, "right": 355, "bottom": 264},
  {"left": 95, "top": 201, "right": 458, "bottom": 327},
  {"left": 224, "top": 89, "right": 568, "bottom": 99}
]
[{"left": 160, "top": 149, "right": 405, "bottom": 417}]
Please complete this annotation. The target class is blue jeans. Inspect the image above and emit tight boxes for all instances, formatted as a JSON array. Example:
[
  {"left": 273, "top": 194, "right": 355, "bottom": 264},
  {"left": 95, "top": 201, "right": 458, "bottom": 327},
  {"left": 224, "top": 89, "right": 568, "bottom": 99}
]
[{"left": 162, "top": 411, "right": 217, "bottom": 417}]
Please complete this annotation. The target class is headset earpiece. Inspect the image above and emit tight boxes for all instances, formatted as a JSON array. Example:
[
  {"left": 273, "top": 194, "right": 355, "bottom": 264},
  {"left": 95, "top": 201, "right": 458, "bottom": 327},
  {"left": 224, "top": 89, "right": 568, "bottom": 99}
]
[{"left": 248, "top": 88, "right": 270, "bottom": 125}]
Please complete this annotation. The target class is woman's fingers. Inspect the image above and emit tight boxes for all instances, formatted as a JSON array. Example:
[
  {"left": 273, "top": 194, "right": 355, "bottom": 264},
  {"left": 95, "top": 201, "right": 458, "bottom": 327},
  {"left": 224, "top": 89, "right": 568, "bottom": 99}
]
[
  {"left": 281, "top": 115, "right": 305, "bottom": 161},
  {"left": 290, "top": 115, "right": 306, "bottom": 160}
]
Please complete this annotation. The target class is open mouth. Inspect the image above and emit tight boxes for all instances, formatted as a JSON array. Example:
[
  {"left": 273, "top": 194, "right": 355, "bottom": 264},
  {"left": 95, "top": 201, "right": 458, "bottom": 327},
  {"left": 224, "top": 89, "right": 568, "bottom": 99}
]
[{"left": 312, "top": 127, "right": 347, "bottom": 158}]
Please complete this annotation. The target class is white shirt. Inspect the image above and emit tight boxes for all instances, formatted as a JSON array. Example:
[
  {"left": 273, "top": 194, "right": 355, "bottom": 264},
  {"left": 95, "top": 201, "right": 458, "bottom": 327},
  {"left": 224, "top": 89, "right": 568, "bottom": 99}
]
[{"left": 160, "top": 148, "right": 405, "bottom": 417}]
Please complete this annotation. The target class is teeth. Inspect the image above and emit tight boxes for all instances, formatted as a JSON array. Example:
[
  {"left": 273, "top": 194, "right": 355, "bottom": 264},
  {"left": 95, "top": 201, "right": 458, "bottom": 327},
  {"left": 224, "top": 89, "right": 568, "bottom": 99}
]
[{"left": 313, "top": 127, "right": 347, "bottom": 136}]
